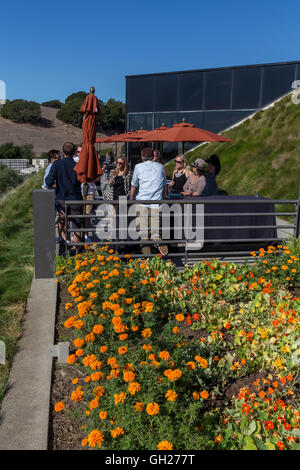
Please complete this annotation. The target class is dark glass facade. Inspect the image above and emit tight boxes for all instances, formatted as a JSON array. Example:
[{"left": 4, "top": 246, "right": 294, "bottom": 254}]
[{"left": 126, "top": 60, "right": 300, "bottom": 162}]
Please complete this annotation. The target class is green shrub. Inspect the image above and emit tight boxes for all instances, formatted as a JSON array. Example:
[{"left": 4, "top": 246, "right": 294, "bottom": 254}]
[
  {"left": 41, "top": 99, "right": 63, "bottom": 109},
  {"left": 1, "top": 99, "right": 41, "bottom": 123}
]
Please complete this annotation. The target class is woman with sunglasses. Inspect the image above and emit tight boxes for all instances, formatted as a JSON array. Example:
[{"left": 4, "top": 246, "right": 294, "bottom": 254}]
[
  {"left": 107, "top": 156, "right": 132, "bottom": 200},
  {"left": 168, "top": 154, "right": 192, "bottom": 194}
]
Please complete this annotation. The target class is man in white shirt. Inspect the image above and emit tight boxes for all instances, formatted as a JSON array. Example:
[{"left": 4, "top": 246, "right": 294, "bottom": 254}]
[{"left": 130, "top": 147, "right": 168, "bottom": 256}]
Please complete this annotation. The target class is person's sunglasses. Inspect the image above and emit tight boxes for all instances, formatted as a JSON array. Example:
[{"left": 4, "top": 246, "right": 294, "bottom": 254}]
[
  {"left": 116, "top": 161, "right": 123, "bottom": 165},
  {"left": 175, "top": 160, "right": 182, "bottom": 163}
]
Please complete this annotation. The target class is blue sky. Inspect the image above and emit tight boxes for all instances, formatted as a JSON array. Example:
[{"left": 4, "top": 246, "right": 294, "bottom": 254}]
[{"left": 1, "top": 0, "right": 300, "bottom": 104}]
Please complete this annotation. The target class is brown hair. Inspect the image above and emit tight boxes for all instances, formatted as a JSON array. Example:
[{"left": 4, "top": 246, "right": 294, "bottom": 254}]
[
  {"left": 141, "top": 147, "right": 153, "bottom": 160},
  {"left": 63, "top": 142, "right": 76, "bottom": 157},
  {"left": 113, "top": 155, "right": 128, "bottom": 176},
  {"left": 153, "top": 148, "right": 164, "bottom": 164}
]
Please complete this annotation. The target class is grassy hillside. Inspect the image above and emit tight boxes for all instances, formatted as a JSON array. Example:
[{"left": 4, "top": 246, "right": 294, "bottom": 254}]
[
  {"left": 0, "top": 171, "right": 44, "bottom": 405},
  {"left": 167, "top": 94, "right": 300, "bottom": 200}
]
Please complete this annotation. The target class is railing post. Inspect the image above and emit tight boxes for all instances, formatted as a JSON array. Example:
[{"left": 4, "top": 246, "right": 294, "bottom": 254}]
[{"left": 33, "top": 189, "right": 56, "bottom": 278}]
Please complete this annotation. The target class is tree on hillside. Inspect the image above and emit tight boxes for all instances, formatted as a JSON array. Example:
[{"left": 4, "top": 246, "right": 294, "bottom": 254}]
[
  {"left": 1, "top": 99, "right": 41, "bottom": 123},
  {"left": 41, "top": 99, "right": 62, "bottom": 109},
  {"left": 56, "top": 91, "right": 88, "bottom": 127},
  {"left": 0, "top": 165, "right": 22, "bottom": 195},
  {"left": 56, "top": 91, "right": 125, "bottom": 133},
  {"left": 0, "top": 143, "right": 35, "bottom": 163},
  {"left": 97, "top": 98, "right": 125, "bottom": 134}
]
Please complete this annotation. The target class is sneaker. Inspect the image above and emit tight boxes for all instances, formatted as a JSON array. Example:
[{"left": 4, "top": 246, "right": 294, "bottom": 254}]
[{"left": 154, "top": 240, "right": 168, "bottom": 257}]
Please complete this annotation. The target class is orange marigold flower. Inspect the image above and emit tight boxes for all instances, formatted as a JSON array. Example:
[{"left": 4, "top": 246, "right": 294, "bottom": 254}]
[
  {"left": 54, "top": 401, "right": 65, "bottom": 412},
  {"left": 128, "top": 382, "right": 141, "bottom": 395},
  {"left": 99, "top": 346, "right": 108, "bottom": 353},
  {"left": 87, "top": 429, "right": 104, "bottom": 448},
  {"left": 159, "top": 351, "right": 170, "bottom": 361},
  {"left": 118, "top": 346, "right": 128, "bottom": 355},
  {"left": 187, "top": 361, "right": 196, "bottom": 370},
  {"left": 93, "top": 324, "right": 104, "bottom": 335},
  {"left": 165, "top": 390, "right": 177, "bottom": 401},
  {"left": 111, "top": 427, "right": 124, "bottom": 439},
  {"left": 146, "top": 402, "right": 160, "bottom": 415},
  {"left": 200, "top": 390, "right": 209, "bottom": 399},
  {"left": 119, "top": 334, "right": 128, "bottom": 341},
  {"left": 75, "top": 348, "right": 84, "bottom": 357},
  {"left": 99, "top": 411, "right": 107, "bottom": 420},
  {"left": 141, "top": 328, "right": 152, "bottom": 338},
  {"left": 134, "top": 402, "right": 143, "bottom": 412},
  {"left": 157, "top": 440, "right": 173, "bottom": 450},
  {"left": 73, "top": 338, "right": 84, "bottom": 348},
  {"left": 123, "top": 371, "right": 135, "bottom": 383},
  {"left": 67, "top": 354, "right": 76, "bottom": 364},
  {"left": 114, "top": 392, "right": 126, "bottom": 404},
  {"left": 71, "top": 386, "right": 84, "bottom": 402},
  {"left": 175, "top": 314, "right": 185, "bottom": 322}
]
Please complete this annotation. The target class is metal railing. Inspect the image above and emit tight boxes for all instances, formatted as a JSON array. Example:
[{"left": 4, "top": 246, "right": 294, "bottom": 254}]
[{"left": 33, "top": 189, "right": 300, "bottom": 278}]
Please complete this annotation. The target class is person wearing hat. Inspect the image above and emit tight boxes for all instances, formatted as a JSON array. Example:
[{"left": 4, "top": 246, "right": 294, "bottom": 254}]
[{"left": 181, "top": 158, "right": 207, "bottom": 197}]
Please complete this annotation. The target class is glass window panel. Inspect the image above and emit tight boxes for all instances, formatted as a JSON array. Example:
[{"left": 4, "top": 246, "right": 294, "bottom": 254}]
[
  {"left": 178, "top": 72, "right": 204, "bottom": 110},
  {"left": 261, "top": 64, "right": 296, "bottom": 106},
  {"left": 154, "top": 112, "right": 179, "bottom": 128},
  {"left": 126, "top": 76, "right": 154, "bottom": 113},
  {"left": 202, "top": 110, "right": 254, "bottom": 133},
  {"left": 127, "top": 113, "right": 153, "bottom": 131},
  {"left": 232, "top": 67, "right": 261, "bottom": 109},
  {"left": 204, "top": 70, "right": 232, "bottom": 110},
  {"left": 154, "top": 75, "right": 178, "bottom": 111},
  {"left": 177, "top": 111, "right": 204, "bottom": 128}
]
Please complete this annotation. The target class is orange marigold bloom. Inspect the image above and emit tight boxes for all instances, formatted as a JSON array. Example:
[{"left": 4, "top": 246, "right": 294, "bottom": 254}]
[
  {"left": 93, "top": 324, "right": 104, "bottom": 335},
  {"left": 134, "top": 402, "right": 143, "bottom": 412},
  {"left": 99, "top": 346, "right": 108, "bottom": 353},
  {"left": 172, "top": 327, "right": 180, "bottom": 334},
  {"left": 99, "top": 411, "right": 107, "bottom": 420},
  {"left": 200, "top": 390, "right": 209, "bottom": 399},
  {"left": 54, "top": 401, "right": 65, "bottom": 412},
  {"left": 71, "top": 386, "right": 84, "bottom": 402},
  {"left": 67, "top": 354, "right": 76, "bottom": 364},
  {"left": 119, "top": 334, "right": 128, "bottom": 341},
  {"left": 128, "top": 382, "right": 141, "bottom": 395},
  {"left": 159, "top": 351, "right": 170, "bottom": 361},
  {"left": 114, "top": 392, "right": 126, "bottom": 404},
  {"left": 73, "top": 338, "right": 84, "bottom": 348},
  {"left": 111, "top": 427, "right": 124, "bottom": 439},
  {"left": 157, "top": 440, "right": 173, "bottom": 450},
  {"left": 118, "top": 346, "right": 128, "bottom": 355},
  {"left": 75, "top": 348, "right": 84, "bottom": 357},
  {"left": 175, "top": 314, "right": 185, "bottom": 322},
  {"left": 123, "top": 371, "right": 135, "bottom": 382},
  {"left": 87, "top": 429, "right": 104, "bottom": 448},
  {"left": 187, "top": 361, "right": 196, "bottom": 370},
  {"left": 165, "top": 390, "right": 178, "bottom": 401},
  {"left": 141, "top": 328, "right": 152, "bottom": 338},
  {"left": 146, "top": 402, "right": 160, "bottom": 415}
]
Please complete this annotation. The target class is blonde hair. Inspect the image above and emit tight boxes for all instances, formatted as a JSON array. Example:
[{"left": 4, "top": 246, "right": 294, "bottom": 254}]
[
  {"left": 175, "top": 154, "right": 191, "bottom": 174},
  {"left": 113, "top": 155, "right": 128, "bottom": 176}
]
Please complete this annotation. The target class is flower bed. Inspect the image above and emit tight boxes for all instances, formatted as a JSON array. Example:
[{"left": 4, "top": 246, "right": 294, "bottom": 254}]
[{"left": 53, "top": 243, "right": 300, "bottom": 451}]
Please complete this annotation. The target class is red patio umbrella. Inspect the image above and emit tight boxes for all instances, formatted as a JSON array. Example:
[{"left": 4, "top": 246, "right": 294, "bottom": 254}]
[
  {"left": 74, "top": 87, "right": 103, "bottom": 183},
  {"left": 138, "top": 121, "right": 234, "bottom": 144}
]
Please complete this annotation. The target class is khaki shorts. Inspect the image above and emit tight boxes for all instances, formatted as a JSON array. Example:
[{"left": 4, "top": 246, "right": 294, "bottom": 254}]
[{"left": 85, "top": 194, "right": 94, "bottom": 215}]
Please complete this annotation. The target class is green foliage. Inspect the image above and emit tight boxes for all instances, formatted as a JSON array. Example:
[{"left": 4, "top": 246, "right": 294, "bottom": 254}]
[
  {"left": 97, "top": 98, "right": 125, "bottom": 133},
  {"left": 0, "top": 142, "right": 35, "bottom": 163},
  {"left": 1, "top": 99, "right": 41, "bottom": 123},
  {"left": 56, "top": 91, "right": 125, "bottom": 133},
  {"left": 41, "top": 99, "right": 63, "bottom": 109},
  {"left": 0, "top": 165, "right": 22, "bottom": 195},
  {"left": 0, "top": 170, "right": 44, "bottom": 406}
]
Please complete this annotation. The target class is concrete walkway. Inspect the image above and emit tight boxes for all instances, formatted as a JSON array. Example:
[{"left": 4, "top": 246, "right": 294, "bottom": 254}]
[{"left": 0, "top": 276, "right": 57, "bottom": 450}]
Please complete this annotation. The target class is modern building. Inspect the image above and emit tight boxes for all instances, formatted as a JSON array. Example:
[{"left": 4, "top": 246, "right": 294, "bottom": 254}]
[
  {"left": 0, "top": 159, "right": 29, "bottom": 173},
  {"left": 126, "top": 59, "right": 300, "bottom": 162}
]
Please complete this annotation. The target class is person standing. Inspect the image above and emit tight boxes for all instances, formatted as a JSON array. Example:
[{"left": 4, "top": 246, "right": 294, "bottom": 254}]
[
  {"left": 168, "top": 154, "right": 192, "bottom": 194},
  {"left": 107, "top": 156, "right": 132, "bottom": 200},
  {"left": 130, "top": 147, "right": 168, "bottom": 256},
  {"left": 42, "top": 149, "right": 60, "bottom": 189},
  {"left": 46, "top": 142, "right": 83, "bottom": 255}
]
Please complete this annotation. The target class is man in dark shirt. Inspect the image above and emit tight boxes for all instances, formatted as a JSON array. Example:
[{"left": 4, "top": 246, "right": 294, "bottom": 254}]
[{"left": 46, "top": 141, "right": 83, "bottom": 253}]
